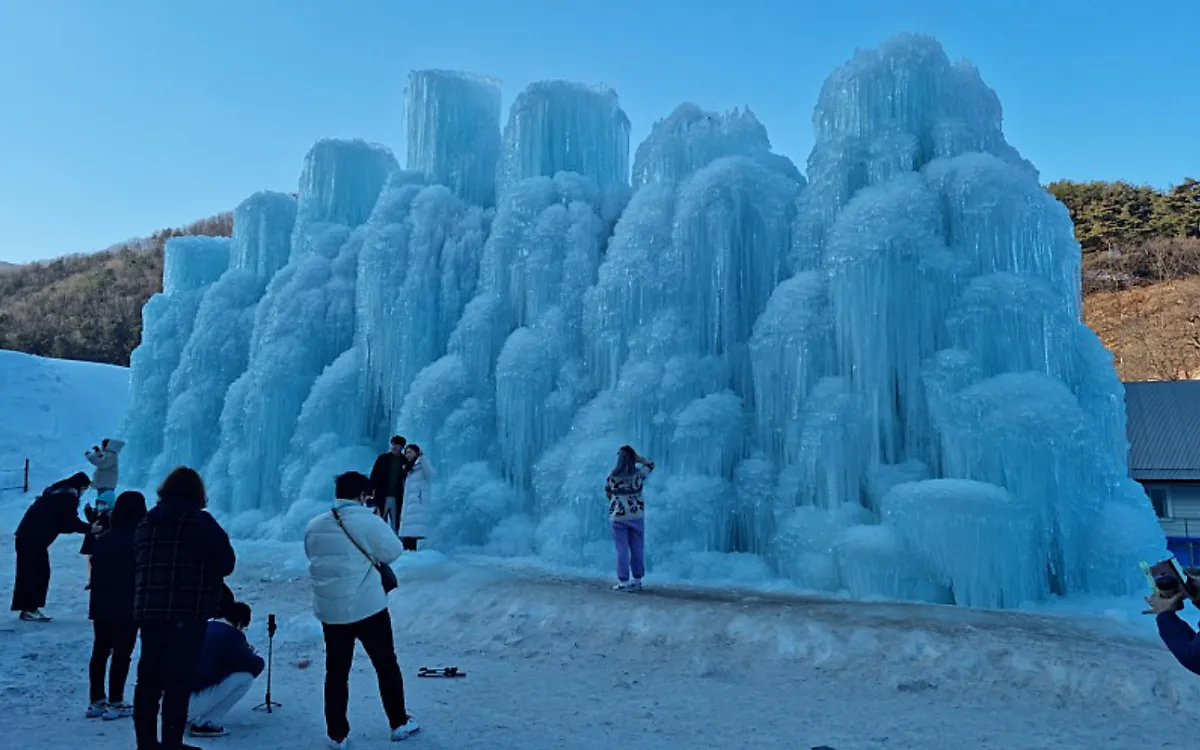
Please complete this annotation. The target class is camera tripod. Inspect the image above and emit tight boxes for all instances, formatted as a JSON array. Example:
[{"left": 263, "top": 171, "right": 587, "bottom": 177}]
[{"left": 253, "top": 613, "right": 282, "bottom": 713}]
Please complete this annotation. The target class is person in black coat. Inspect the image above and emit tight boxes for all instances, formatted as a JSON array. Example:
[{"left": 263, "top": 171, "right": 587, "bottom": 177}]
[
  {"left": 83, "top": 490, "right": 147, "bottom": 719},
  {"left": 11, "top": 472, "right": 93, "bottom": 622},
  {"left": 369, "top": 435, "right": 410, "bottom": 534},
  {"left": 132, "top": 467, "right": 236, "bottom": 750}
]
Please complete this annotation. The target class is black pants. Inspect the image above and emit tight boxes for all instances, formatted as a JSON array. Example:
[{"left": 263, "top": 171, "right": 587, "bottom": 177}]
[
  {"left": 90, "top": 620, "right": 139, "bottom": 703},
  {"left": 401, "top": 537, "right": 419, "bottom": 552},
  {"left": 322, "top": 608, "right": 408, "bottom": 741},
  {"left": 11, "top": 540, "right": 50, "bottom": 612},
  {"left": 133, "top": 620, "right": 207, "bottom": 749}
]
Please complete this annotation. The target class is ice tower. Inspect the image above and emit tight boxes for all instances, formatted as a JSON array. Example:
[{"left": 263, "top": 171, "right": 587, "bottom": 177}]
[
  {"left": 119, "top": 236, "right": 230, "bottom": 487},
  {"left": 405, "top": 70, "right": 502, "bottom": 207},
  {"left": 120, "top": 35, "right": 1165, "bottom": 608}
]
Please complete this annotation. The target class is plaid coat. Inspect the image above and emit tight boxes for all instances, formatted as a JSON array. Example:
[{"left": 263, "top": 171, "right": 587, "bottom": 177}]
[{"left": 134, "top": 496, "right": 236, "bottom": 622}]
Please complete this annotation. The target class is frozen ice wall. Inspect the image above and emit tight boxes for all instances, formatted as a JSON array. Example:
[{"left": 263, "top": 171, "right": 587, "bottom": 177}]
[
  {"left": 122, "top": 37, "right": 1164, "bottom": 608},
  {"left": 148, "top": 193, "right": 298, "bottom": 481},
  {"left": 496, "top": 81, "right": 632, "bottom": 218},
  {"left": 406, "top": 70, "right": 502, "bottom": 207},
  {"left": 119, "top": 236, "right": 230, "bottom": 487},
  {"left": 205, "top": 140, "right": 397, "bottom": 518}
]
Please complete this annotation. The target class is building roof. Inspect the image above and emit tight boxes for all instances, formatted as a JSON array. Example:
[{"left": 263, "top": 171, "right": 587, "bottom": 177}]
[{"left": 1125, "top": 380, "right": 1200, "bottom": 481}]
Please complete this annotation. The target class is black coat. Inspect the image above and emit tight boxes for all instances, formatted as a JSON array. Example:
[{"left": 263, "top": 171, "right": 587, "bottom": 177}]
[
  {"left": 83, "top": 524, "right": 137, "bottom": 621},
  {"left": 369, "top": 452, "right": 410, "bottom": 504},
  {"left": 134, "top": 496, "right": 236, "bottom": 623},
  {"left": 15, "top": 481, "right": 90, "bottom": 549}
]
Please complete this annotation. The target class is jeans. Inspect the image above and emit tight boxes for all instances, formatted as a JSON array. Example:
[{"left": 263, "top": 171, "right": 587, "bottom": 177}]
[
  {"left": 322, "top": 608, "right": 408, "bottom": 741},
  {"left": 133, "top": 620, "right": 207, "bottom": 749},
  {"left": 89, "top": 619, "right": 139, "bottom": 703},
  {"left": 188, "top": 672, "right": 255, "bottom": 726},
  {"left": 611, "top": 517, "right": 646, "bottom": 582},
  {"left": 11, "top": 540, "right": 50, "bottom": 612}
]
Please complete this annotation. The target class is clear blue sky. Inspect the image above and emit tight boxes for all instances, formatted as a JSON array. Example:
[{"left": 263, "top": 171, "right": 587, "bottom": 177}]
[{"left": 1, "top": 0, "right": 1196, "bottom": 263}]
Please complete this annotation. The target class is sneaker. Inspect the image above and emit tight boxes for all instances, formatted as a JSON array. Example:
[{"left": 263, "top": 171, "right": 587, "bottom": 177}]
[
  {"left": 328, "top": 737, "right": 350, "bottom": 749},
  {"left": 628, "top": 579, "right": 643, "bottom": 591},
  {"left": 19, "top": 609, "right": 52, "bottom": 622},
  {"left": 188, "top": 721, "right": 229, "bottom": 737},
  {"left": 612, "top": 581, "right": 634, "bottom": 591},
  {"left": 86, "top": 701, "right": 107, "bottom": 718},
  {"left": 391, "top": 716, "right": 420, "bottom": 741},
  {"left": 102, "top": 701, "right": 133, "bottom": 720}
]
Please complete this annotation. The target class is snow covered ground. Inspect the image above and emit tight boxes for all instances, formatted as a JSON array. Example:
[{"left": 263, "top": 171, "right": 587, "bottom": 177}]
[{"left": 4, "top": 350, "right": 1200, "bottom": 749}]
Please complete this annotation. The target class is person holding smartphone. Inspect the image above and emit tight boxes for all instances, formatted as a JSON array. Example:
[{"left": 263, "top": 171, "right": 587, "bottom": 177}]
[{"left": 1145, "top": 570, "right": 1200, "bottom": 675}]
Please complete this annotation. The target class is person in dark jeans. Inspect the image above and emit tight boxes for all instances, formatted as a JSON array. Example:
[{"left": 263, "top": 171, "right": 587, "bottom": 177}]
[
  {"left": 305, "top": 471, "right": 416, "bottom": 746},
  {"left": 12, "top": 472, "right": 93, "bottom": 622},
  {"left": 369, "top": 435, "right": 410, "bottom": 534},
  {"left": 83, "top": 490, "right": 147, "bottom": 720},
  {"left": 133, "top": 467, "right": 236, "bottom": 750}
]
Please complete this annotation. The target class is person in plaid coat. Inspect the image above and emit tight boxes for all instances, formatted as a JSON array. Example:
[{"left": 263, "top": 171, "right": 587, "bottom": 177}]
[{"left": 132, "top": 467, "right": 236, "bottom": 750}]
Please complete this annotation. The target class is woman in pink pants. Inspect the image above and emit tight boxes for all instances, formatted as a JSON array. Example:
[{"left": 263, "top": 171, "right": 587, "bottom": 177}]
[{"left": 605, "top": 445, "right": 655, "bottom": 591}]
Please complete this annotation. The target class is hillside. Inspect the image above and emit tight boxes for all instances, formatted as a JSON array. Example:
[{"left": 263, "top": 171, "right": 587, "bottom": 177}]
[{"left": 0, "top": 214, "right": 231, "bottom": 365}]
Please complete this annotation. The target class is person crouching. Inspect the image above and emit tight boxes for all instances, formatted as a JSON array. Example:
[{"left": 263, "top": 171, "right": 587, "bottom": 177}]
[{"left": 186, "top": 601, "right": 264, "bottom": 738}]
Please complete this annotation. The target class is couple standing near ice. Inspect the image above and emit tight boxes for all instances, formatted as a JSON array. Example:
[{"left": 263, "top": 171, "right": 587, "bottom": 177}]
[{"left": 368, "top": 435, "right": 434, "bottom": 551}]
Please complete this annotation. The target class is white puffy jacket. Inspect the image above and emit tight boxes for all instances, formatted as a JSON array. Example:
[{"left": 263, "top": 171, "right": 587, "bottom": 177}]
[
  {"left": 399, "top": 458, "right": 435, "bottom": 539},
  {"left": 304, "top": 501, "right": 404, "bottom": 625}
]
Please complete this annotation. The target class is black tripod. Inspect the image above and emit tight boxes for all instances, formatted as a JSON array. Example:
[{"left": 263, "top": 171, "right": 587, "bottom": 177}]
[{"left": 253, "top": 613, "right": 282, "bottom": 713}]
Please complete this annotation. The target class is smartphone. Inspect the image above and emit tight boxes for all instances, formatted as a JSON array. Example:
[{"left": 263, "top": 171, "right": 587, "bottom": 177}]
[{"left": 1148, "top": 558, "right": 1200, "bottom": 601}]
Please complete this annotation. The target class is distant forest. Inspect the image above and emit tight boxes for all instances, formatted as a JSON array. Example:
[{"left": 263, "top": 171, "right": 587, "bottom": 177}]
[
  {"left": 1048, "top": 178, "right": 1200, "bottom": 293},
  {"left": 0, "top": 178, "right": 1197, "bottom": 370},
  {"left": 0, "top": 214, "right": 232, "bottom": 365}
]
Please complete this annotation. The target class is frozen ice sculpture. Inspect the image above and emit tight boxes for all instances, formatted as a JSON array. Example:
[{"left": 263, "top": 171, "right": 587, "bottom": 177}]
[{"left": 121, "top": 36, "right": 1166, "bottom": 606}]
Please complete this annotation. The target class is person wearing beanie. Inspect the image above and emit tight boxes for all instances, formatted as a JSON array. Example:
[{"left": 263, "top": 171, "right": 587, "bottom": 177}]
[
  {"left": 11, "top": 472, "right": 93, "bottom": 622},
  {"left": 132, "top": 466, "right": 236, "bottom": 750},
  {"left": 185, "top": 599, "right": 264, "bottom": 738},
  {"left": 82, "top": 489, "right": 118, "bottom": 591}
]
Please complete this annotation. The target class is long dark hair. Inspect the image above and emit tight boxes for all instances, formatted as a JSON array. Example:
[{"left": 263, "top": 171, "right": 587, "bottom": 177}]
[
  {"left": 610, "top": 445, "right": 638, "bottom": 478},
  {"left": 111, "top": 491, "right": 147, "bottom": 529}
]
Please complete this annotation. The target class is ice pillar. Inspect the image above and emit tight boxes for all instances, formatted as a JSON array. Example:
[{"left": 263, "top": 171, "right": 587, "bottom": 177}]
[{"left": 405, "top": 69, "right": 502, "bottom": 207}]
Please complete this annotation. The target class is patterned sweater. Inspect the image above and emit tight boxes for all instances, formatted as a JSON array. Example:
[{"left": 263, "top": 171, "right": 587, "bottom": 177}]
[{"left": 605, "top": 466, "right": 652, "bottom": 521}]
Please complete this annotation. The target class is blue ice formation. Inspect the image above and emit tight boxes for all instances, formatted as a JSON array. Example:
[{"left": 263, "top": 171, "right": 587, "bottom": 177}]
[{"left": 120, "top": 36, "right": 1166, "bottom": 606}]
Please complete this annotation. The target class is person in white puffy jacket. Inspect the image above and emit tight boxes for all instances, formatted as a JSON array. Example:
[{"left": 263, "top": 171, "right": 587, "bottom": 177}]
[
  {"left": 398, "top": 445, "right": 434, "bottom": 552},
  {"left": 303, "top": 471, "right": 418, "bottom": 747}
]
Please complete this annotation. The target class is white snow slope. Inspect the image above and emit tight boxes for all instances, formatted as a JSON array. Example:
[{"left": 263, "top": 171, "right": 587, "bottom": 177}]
[{"left": 3, "top": 350, "right": 1200, "bottom": 750}]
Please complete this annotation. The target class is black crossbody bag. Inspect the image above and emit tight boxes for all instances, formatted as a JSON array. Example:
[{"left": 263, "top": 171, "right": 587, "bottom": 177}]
[{"left": 331, "top": 507, "right": 398, "bottom": 594}]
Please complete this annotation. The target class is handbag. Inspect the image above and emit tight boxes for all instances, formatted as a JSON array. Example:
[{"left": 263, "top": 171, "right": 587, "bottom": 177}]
[{"left": 331, "top": 507, "right": 399, "bottom": 594}]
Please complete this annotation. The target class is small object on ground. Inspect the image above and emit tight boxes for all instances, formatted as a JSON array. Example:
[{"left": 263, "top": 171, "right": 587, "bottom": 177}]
[
  {"left": 189, "top": 721, "right": 229, "bottom": 738},
  {"left": 812, "top": 746, "right": 838, "bottom": 749},
  {"left": 19, "top": 609, "right": 51, "bottom": 623},
  {"left": 86, "top": 701, "right": 107, "bottom": 718},
  {"left": 418, "top": 666, "right": 465, "bottom": 678},
  {"left": 390, "top": 716, "right": 421, "bottom": 741},
  {"left": 102, "top": 701, "right": 133, "bottom": 720},
  {"left": 297, "top": 658, "right": 312, "bottom": 669}
]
